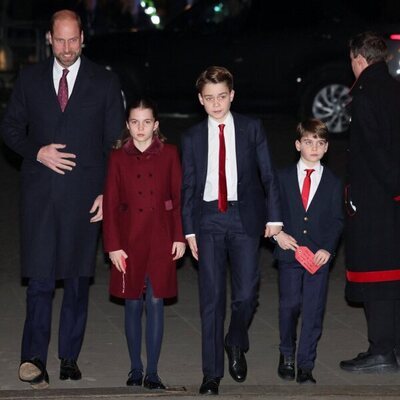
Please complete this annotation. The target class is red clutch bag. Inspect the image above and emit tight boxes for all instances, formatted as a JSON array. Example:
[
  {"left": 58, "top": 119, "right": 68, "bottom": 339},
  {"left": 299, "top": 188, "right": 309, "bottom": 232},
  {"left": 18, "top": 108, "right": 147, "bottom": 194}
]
[{"left": 295, "top": 246, "right": 321, "bottom": 274}]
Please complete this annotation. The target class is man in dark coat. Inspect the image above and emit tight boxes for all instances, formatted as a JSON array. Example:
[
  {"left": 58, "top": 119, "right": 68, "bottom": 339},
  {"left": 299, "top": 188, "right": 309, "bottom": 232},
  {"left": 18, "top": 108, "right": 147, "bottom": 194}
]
[
  {"left": 0, "top": 10, "right": 125, "bottom": 388},
  {"left": 340, "top": 31, "right": 400, "bottom": 373}
]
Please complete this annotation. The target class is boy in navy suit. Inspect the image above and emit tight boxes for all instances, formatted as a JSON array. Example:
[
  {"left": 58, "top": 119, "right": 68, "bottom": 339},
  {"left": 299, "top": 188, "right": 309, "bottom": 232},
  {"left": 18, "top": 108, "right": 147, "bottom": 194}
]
[
  {"left": 181, "top": 66, "right": 282, "bottom": 395},
  {"left": 274, "top": 119, "right": 343, "bottom": 384}
]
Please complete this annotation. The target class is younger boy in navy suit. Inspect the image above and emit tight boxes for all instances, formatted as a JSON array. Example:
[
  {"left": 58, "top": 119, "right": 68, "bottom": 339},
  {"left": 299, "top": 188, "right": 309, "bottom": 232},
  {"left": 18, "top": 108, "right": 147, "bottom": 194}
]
[{"left": 274, "top": 119, "right": 343, "bottom": 384}]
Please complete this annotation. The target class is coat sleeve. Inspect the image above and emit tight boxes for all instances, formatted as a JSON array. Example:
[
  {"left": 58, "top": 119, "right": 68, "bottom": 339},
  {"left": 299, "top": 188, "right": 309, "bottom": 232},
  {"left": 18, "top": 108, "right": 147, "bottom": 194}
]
[
  {"left": 0, "top": 71, "right": 43, "bottom": 160},
  {"left": 169, "top": 146, "right": 185, "bottom": 242},
  {"left": 102, "top": 73, "right": 125, "bottom": 156},
  {"left": 355, "top": 95, "right": 400, "bottom": 197},
  {"left": 181, "top": 132, "right": 196, "bottom": 235},
  {"left": 102, "top": 151, "right": 123, "bottom": 252},
  {"left": 254, "top": 119, "right": 282, "bottom": 223}
]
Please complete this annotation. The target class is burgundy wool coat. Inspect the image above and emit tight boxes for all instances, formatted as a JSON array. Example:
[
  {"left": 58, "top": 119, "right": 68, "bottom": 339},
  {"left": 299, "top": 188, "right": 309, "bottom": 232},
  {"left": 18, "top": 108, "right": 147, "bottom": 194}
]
[{"left": 103, "top": 137, "right": 185, "bottom": 299}]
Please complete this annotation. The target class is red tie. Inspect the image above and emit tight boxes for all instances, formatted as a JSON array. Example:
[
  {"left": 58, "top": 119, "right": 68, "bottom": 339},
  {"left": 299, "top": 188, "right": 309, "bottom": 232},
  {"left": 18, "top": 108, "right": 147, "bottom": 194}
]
[
  {"left": 218, "top": 123, "right": 228, "bottom": 213},
  {"left": 58, "top": 68, "right": 69, "bottom": 112},
  {"left": 301, "top": 169, "right": 314, "bottom": 210}
]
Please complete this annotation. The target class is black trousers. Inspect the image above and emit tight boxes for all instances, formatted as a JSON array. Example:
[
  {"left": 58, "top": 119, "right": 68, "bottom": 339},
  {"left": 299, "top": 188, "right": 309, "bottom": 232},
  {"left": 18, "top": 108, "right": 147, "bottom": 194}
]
[{"left": 364, "top": 299, "right": 400, "bottom": 355}]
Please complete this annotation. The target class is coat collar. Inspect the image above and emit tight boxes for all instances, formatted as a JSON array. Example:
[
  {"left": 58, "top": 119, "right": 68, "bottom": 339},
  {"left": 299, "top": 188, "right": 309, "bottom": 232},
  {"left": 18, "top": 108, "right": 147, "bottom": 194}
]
[
  {"left": 350, "top": 61, "right": 388, "bottom": 94},
  {"left": 123, "top": 136, "right": 164, "bottom": 156}
]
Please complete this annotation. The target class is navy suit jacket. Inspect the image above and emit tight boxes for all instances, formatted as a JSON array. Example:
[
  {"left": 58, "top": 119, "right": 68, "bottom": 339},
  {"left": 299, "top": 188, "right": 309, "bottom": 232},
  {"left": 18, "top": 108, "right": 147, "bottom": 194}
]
[
  {"left": 1, "top": 55, "right": 125, "bottom": 278},
  {"left": 181, "top": 112, "right": 281, "bottom": 238},
  {"left": 274, "top": 164, "right": 344, "bottom": 263}
]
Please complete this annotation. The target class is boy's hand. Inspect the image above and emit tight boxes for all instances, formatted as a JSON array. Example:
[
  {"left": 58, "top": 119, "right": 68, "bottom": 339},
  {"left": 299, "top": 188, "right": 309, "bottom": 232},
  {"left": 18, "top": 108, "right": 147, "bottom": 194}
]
[
  {"left": 274, "top": 231, "right": 298, "bottom": 251},
  {"left": 264, "top": 224, "right": 282, "bottom": 238},
  {"left": 314, "top": 249, "right": 330, "bottom": 266},
  {"left": 187, "top": 236, "right": 198, "bottom": 260},
  {"left": 109, "top": 249, "right": 128, "bottom": 273}
]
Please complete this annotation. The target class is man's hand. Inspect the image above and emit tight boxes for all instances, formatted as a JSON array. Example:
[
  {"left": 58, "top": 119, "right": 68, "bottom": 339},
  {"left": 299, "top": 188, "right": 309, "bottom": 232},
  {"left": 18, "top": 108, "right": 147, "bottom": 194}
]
[
  {"left": 90, "top": 195, "right": 103, "bottom": 222},
  {"left": 314, "top": 249, "right": 331, "bottom": 266},
  {"left": 37, "top": 144, "right": 76, "bottom": 174},
  {"left": 187, "top": 236, "right": 198, "bottom": 261},
  {"left": 274, "top": 231, "right": 298, "bottom": 251},
  {"left": 264, "top": 224, "right": 282, "bottom": 238},
  {"left": 172, "top": 242, "right": 186, "bottom": 260},
  {"left": 109, "top": 249, "right": 128, "bottom": 273}
]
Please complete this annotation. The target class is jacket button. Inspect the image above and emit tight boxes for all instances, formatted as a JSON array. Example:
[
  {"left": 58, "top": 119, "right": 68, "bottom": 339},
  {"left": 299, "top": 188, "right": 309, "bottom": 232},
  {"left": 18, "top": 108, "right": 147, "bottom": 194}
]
[
  {"left": 139, "top": 209, "right": 143, "bottom": 212},
  {"left": 137, "top": 174, "right": 141, "bottom": 178},
  {"left": 304, "top": 216, "right": 308, "bottom": 221},
  {"left": 303, "top": 230, "right": 307, "bottom": 234}
]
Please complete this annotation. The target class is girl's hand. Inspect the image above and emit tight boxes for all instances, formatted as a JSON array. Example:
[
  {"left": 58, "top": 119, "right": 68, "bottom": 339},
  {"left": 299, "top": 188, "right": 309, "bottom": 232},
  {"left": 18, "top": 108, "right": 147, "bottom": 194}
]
[
  {"left": 314, "top": 249, "right": 330, "bottom": 266},
  {"left": 275, "top": 231, "right": 298, "bottom": 251},
  {"left": 109, "top": 249, "right": 128, "bottom": 273},
  {"left": 172, "top": 242, "right": 186, "bottom": 260}
]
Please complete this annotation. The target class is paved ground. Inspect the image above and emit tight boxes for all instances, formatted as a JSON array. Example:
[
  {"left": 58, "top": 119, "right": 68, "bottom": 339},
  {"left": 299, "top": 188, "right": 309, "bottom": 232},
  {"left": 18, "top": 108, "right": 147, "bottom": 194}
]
[{"left": 1, "top": 114, "right": 399, "bottom": 399}]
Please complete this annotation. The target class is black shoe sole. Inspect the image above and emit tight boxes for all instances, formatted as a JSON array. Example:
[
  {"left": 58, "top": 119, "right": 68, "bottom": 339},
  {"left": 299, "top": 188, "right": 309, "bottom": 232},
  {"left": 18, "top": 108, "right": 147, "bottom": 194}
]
[{"left": 340, "top": 363, "right": 398, "bottom": 373}]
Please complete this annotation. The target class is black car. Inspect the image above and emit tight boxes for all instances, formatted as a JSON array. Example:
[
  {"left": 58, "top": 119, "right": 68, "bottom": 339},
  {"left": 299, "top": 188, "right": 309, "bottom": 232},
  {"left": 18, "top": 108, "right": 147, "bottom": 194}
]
[{"left": 84, "top": 0, "right": 400, "bottom": 134}]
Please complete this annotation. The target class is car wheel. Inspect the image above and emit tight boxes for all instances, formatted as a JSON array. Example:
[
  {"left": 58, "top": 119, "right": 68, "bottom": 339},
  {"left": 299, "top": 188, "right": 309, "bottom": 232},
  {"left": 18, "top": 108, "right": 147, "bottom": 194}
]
[
  {"left": 311, "top": 83, "right": 351, "bottom": 134},
  {"left": 300, "top": 69, "right": 353, "bottom": 134}
]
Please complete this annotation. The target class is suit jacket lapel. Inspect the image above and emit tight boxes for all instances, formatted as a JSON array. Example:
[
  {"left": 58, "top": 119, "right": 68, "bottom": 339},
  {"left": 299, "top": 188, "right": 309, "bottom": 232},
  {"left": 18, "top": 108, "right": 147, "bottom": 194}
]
[
  {"left": 195, "top": 119, "right": 209, "bottom": 186},
  {"left": 232, "top": 113, "right": 247, "bottom": 181},
  {"left": 288, "top": 165, "right": 305, "bottom": 212}
]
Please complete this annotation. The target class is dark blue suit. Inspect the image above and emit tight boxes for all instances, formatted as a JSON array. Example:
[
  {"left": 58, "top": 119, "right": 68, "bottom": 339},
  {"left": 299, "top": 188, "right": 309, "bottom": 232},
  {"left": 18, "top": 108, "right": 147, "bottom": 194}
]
[
  {"left": 1, "top": 56, "right": 124, "bottom": 366},
  {"left": 182, "top": 112, "right": 281, "bottom": 378},
  {"left": 274, "top": 164, "right": 343, "bottom": 370}
]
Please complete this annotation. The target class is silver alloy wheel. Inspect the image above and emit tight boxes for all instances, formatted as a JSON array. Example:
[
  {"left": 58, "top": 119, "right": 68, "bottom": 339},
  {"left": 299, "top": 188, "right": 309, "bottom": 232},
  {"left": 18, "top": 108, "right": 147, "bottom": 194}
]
[{"left": 311, "top": 83, "right": 351, "bottom": 134}]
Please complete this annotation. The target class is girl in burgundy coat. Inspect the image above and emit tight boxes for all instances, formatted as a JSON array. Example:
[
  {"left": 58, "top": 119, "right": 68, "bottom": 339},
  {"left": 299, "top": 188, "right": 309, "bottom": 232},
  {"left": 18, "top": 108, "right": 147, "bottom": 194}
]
[{"left": 103, "top": 98, "right": 186, "bottom": 389}]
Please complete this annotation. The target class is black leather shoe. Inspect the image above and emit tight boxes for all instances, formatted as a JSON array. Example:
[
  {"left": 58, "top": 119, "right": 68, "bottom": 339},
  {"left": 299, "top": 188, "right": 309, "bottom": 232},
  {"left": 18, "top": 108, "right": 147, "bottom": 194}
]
[
  {"left": 224, "top": 337, "right": 247, "bottom": 382},
  {"left": 126, "top": 369, "right": 143, "bottom": 386},
  {"left": 340, "top": 351, "right": 398, "bottom": 373},
  {"left": 19, "top": 358, "right": 45, "bottom": 382},
  {"left": 296, "top": 368, "right": 316, "bottom": 384},
  {"left": 277, "top": 353, "right": 295, "bottom": 381},
  {"left": 60, "top": 359, "right": 82, "bottom": 380},
  {"left": 199, "top": 376, "right": 220, "bottom": 395},
  {"left": 143, "top": 374, "right": 166, "bottom": 390}
]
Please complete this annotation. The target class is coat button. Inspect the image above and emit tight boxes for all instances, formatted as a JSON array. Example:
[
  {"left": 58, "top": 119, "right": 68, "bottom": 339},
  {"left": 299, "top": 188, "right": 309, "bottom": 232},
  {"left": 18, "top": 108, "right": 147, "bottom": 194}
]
[
  {"left": 304, "top": 216, "right": 308, "bottom": 221},
  {"left": 136, "top": 156, "right": 140, "bottom": 160},
  {"left": 137, "top": 174, "right": 141, "bottom": 178},
  {"left": 303, "top": 230, "right": 307, "bottom": 234},
  {"left": 150, "top": 190, "right": 153, "bottom": 195},
  {"left": 139, "top": 209, "right": 143, "bottom": 212},
  {"left": 149, "top": 173, "right": 153, "bottom": 177},
  {"left": 138, "top": 191, "right": 142, "bottom": 195}
]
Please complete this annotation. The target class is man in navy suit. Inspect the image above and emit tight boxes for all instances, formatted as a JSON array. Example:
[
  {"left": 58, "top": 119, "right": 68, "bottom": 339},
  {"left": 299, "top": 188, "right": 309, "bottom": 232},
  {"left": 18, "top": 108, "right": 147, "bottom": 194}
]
[
  {"left": 181, "top": 66, "right": 282, "bottom": 395},
  {"left": 273, "top": 119, "right": 343, "bottom": 384},
  {"left": 1, "top": 10, "right": 124, "bottom": 388}
]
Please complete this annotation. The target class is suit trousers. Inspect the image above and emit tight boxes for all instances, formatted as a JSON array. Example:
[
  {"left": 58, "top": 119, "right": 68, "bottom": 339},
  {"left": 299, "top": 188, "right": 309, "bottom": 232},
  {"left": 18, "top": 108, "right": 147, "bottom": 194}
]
[
  {"left": 197, "top": 201, "right": 260, "bottom": 378},
  {"left": 278, "top": 261, "right": 329, "bottom": 370},
  {"left": 21, "top": 276, "right": 90, "bottom": 365},
  {"left": 364, "top": 299, "right": 400, "bottom": 355}
]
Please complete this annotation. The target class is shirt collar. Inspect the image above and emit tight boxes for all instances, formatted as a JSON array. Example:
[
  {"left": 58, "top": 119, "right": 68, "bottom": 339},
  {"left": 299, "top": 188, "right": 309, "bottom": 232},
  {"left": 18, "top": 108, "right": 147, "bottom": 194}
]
[
  {"left": 297, "top": 159, "right": 322, "bottom": 175},
  {"left": 208, "top": 112, "right": 233, "bottom": 131},
  {"left": 53, "top": 57, "right": 81, "bottom": 75}
]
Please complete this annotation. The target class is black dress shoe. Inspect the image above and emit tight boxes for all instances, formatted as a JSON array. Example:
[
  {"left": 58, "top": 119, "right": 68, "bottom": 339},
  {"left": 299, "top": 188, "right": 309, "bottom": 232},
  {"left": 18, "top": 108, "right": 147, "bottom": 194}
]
[
  {"left": 277, "top": 353, "right": 295, "bottom": 381},
  {"left": 340, "top": 351, "right": 398, "bottom": 373},
  {"left": 143, "top": 374, "right": 166, "bottom": 390},
  {"left": 199, "top": 376, "right": 220, "bottom": 395},
  {"left": 126, "top": 369, "right": 143, "bottom": 386},
  {"left": 224, "top": 337, "right": 247, "bottom": 382},
  {"left": 296, "top": 368, "right": 316, "bottom": 384},
  {"left": 60, "top": 359, "right": 82, "bottom": 380}
]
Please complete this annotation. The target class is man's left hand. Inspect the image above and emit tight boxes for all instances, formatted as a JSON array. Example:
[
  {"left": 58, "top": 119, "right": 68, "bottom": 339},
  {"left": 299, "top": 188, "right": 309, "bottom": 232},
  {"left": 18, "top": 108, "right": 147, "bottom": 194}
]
[{"left": 90, "top": 195, "right": 103, "bottom": 222}]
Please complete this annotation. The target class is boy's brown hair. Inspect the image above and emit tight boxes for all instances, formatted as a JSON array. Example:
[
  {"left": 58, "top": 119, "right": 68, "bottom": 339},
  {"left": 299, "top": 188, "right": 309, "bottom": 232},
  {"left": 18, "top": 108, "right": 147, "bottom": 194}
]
[
  {"left": 296, "top": 118, "right": 329, "bottom": 141},
  {"left": 195, "top": 66, "right": 234, "bottom": 93}
]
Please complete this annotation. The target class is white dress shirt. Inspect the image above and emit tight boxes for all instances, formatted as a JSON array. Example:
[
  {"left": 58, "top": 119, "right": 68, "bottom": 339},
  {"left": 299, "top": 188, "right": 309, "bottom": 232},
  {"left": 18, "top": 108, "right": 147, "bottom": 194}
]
[
  {"left": 203, "top": 112, "right": 238, "bottom": 201},
  {"left": 297, "top": 159, "right": 323, "bottom": 210},
  {"left": 53, "top": 57, "right": 81, "bottom": 97}
]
